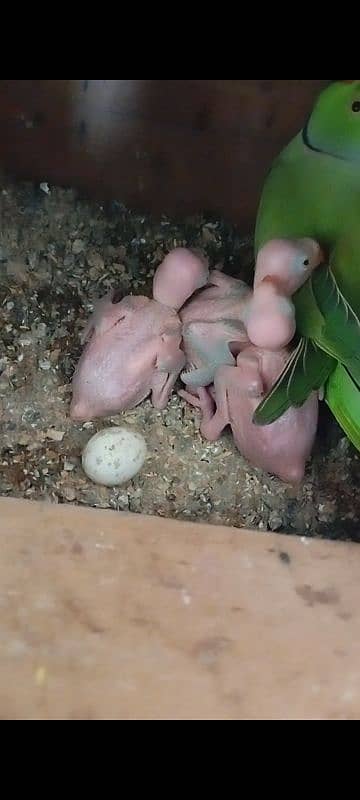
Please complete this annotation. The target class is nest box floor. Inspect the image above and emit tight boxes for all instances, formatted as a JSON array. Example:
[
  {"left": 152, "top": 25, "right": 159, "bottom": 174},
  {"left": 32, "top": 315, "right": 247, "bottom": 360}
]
[{"left": 0, "top": 179, "right": 359, "bottom": 541}]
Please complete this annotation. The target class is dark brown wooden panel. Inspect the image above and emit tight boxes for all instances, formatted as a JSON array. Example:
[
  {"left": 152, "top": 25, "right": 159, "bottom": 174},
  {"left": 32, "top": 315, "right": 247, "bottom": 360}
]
[{"left": 0, "top": 80, "right": 331, "bottom": 231}]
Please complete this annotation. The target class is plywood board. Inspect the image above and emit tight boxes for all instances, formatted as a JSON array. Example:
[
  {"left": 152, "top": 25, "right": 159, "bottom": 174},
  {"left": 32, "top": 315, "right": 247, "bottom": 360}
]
[{"left": 0, "top": 497, "right": 359, "bottom": 720}]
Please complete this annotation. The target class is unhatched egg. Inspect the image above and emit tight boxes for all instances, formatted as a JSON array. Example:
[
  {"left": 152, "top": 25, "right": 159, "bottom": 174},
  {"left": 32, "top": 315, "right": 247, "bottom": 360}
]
[{"left": 82, "top": 427, "right": 147, "bottom": 487}]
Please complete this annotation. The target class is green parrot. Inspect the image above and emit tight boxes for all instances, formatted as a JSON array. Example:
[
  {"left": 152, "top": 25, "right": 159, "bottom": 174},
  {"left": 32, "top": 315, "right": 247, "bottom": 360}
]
[{"left": 253, "top": 80, "right": 360, "bottom": 451}]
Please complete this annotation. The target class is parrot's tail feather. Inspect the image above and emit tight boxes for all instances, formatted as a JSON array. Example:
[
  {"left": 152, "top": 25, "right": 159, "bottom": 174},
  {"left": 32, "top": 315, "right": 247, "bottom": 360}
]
[
  {"left": 312, "top": 266, "right": 360, "bottom": 386},
  {"left": 316, "top": 338, "right": 360, "bottom": 388},
  {"left": 253, "top": 338, "right": 335, "bottom": 427},
  {"left": 326, "top": 364, "right": 360, "bottom": 452}
]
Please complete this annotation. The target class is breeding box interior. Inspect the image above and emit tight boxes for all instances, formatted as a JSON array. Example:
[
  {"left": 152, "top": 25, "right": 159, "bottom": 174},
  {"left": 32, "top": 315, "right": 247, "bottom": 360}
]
[
  {"left": 0, "top": 80, "right": 358, "bottom": 541},
  {"left": 1, "top": 81, "right": 359, "bottom": 721}
]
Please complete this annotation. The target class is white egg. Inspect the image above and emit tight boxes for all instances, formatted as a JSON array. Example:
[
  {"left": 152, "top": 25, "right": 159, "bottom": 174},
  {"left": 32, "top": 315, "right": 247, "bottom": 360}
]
[{"left": 82, "top": 427, "right": 147, "bottom": 487}]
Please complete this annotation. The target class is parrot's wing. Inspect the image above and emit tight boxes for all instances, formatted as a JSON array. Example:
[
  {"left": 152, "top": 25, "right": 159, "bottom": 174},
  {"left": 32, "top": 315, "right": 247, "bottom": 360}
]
[
  {"left": 326, "top": 363, "right": 360, "bottom": 451},
  {"left": 311, "top": 265, "right": 360, "bottom": 387},
  {"left": 253, "top": 338, "right": 335, "bottom": 426}
]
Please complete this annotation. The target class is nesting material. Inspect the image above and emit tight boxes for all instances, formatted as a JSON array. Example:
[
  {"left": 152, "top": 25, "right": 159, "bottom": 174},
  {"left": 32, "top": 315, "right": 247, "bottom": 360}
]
[{"left": 0, "top": 178, "right": 359, "bottom": 540}]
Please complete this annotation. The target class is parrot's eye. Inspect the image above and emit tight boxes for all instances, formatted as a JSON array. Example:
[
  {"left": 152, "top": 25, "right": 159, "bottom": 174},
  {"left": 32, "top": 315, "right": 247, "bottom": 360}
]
[
  {"left": 352, "top": 101, "right": 360, "bottom": 113},
  {"left": 303, "top": 259, "right": 310, "bottom": 266}
]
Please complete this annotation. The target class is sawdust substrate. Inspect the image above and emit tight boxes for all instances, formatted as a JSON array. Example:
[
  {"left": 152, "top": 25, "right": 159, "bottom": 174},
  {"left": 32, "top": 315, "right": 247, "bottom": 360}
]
[{"left": 0, "top": 179, "right": 359, "bottom": 541}]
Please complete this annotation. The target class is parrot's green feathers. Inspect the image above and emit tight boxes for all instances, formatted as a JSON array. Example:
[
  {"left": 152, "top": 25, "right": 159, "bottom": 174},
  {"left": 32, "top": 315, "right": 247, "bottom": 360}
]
[
  {"left": 311, "top": 265, "right": 360, "bottom": 387},
  {"left": 294, "top": 275, "right": 326, "bottom": 337},
  {"left": 305, "top": 81, "right": 360, "bottom": 162},
  {"left": 253, "top": 262, "right": 360, "bottom": 428},
  {"left": 326, "top": 363, "right": 360, "bottom": 451},
  {"left": 253, "top": 338, "right": 335, "bottom": 426},
  {"left": 253, "top": 80, "right": 360, "bottom": 451}
]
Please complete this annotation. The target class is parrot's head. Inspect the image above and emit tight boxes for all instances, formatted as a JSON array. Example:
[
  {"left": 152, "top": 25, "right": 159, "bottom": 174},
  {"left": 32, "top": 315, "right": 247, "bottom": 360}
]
[{"left": 304, "top": 80, "right": 360, "bottom": 161}]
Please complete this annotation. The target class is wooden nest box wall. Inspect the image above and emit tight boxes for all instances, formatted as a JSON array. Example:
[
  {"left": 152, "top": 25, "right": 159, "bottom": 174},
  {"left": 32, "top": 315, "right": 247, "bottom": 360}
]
[
  {"left": 0, "top": 80, "right": 330, "bottom": 228},
  {"left": 2, "top": 80, "right": 359, "bottom": 722}
]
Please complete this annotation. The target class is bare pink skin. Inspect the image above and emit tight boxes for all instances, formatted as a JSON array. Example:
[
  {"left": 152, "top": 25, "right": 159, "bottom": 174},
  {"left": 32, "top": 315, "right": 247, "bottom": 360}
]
[
  {"left": 70, "top": 248, "right": 211, "bottom": 422},
  {"left": 253, "top": 238, "right": 323, "bottom": 294},
  {"left": 70, "top": 291, "right": 185, "bottom": 421},
  {"left": 152, "top": 247, "right": 209, "bottom": 310},
  {"left": 180, "top": 346, "right": 319, "bottom": 484},
  {"left": 245, "top": 238, "right": 323, "bottom": 350},
  {"left": 179, "top": 269, "right": 252, "bottom": 388}
]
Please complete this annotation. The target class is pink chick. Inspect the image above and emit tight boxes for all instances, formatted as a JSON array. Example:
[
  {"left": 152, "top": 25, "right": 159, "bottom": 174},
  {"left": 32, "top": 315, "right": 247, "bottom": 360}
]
[{"left": 180, "top": 345, "right": 319, "bottom": 484}]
